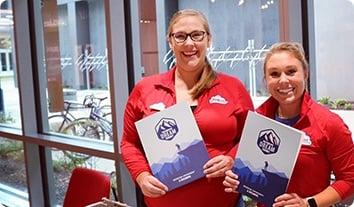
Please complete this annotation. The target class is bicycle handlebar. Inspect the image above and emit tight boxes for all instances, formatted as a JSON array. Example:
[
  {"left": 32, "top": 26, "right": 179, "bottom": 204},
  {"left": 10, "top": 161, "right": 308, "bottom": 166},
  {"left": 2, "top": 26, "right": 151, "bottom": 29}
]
[
  {"left": 83, "top": 94, "right": 108, "bottom": 108},
  {"left": 63, "top": 101, "right": 85, "bottom": 111}
]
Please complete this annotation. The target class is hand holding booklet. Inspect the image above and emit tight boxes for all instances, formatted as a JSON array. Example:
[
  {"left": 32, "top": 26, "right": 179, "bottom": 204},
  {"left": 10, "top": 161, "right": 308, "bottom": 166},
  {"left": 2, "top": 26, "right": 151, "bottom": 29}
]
[
  {"left": 135, "top": 102, "right": 209, "bottom": 191},
  {"left": 233, "top": 111, "right": 304, "bottom": 207}
]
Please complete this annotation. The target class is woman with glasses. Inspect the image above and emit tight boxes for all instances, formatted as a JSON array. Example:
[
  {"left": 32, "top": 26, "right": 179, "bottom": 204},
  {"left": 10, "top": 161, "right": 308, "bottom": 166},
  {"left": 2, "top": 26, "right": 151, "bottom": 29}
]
[
  {"left": 223, "top": 42, "right": 354, "bottom": 207},
  {"left": 121, "top": 9, "right": 253, "bottom": 207}
]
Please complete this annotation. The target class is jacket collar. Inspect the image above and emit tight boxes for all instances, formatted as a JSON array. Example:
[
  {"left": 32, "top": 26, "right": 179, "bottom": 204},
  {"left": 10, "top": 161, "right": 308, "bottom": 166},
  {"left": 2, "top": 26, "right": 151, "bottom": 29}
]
[{"left": 257, "top": 92, "right": 313, "bottom": 119}]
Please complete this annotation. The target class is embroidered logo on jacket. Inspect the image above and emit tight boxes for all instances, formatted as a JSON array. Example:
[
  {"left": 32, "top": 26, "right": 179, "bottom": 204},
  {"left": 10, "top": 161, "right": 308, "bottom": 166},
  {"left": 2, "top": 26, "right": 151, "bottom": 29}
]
[
  {"left": 302, "top": 134, "right": 312, "bottom": 145},
  {"left": 209, "top": 95, "right": 228, "bottom": 104},
  {"left": 149, "top": 102, "right": 166, "bottom": 111},
  {"left": 155, "top": 118, "right": 179, "bottom": 141}
]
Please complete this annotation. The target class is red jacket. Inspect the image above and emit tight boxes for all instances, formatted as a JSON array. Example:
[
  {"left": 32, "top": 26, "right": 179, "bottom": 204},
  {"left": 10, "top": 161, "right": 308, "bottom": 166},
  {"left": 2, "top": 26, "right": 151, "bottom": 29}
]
[
  {"left": 120, "top": 67, "right": 254, "bottom": 207},
  {"left": 257, "top": 93, "right": 354, "bottom": 200}
]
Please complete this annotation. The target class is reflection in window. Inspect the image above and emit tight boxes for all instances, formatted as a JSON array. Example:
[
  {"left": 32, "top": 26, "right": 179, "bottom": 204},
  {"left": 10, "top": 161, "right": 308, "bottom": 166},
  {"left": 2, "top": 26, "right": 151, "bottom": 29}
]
[
  {"left": 156, "top": 0, "right": 280, "bottom": 97},
  {"left": 0, "top": 0, "right": 22, "bottom": 128},
  {"left": 313, "top": 0, "right": 354, "bottom": 103},
  {"left": 0, "top": 137, "right": 28, "bottom": 206},
  {"left": 40, "top": 0, "right": 112, "bottom": 142},
  {"left": 311, "top": 0, "right": 354, "bottom": 137},
  {"left": 50, "top": 148, "right": 115, "bottom": 205},
  {"left": 0, "top": 0, "right": 9, "bottom": 10},
  {"left": 1, "top": 53, "right": 6, "bottom": 71},
  {"left": 8, "top": 52, "right": 12, "bottom": 70}
]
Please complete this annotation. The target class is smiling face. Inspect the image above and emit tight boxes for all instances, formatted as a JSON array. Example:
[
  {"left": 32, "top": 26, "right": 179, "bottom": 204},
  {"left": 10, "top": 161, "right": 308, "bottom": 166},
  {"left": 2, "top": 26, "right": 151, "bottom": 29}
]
[
  {"left": 265, "top": 51, "right": 308, "bottom": 109},
  {"left": 168, "top": 15, "right": 211, "bottom": 73}
]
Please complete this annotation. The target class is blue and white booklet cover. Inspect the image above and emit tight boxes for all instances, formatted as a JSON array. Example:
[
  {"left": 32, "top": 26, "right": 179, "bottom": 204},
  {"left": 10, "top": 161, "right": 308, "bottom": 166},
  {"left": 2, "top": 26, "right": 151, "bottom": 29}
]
[
  {"left": 233, "top": 111, "right": 304, "bottom": 207},
  {"left": 135, "top": 102, "right": 209, "bottom": 191}
]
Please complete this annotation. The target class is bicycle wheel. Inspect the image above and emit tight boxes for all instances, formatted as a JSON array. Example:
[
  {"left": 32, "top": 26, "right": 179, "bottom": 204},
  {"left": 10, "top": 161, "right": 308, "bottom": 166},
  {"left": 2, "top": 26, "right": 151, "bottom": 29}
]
[
  {"left": 48, "top": 115, "right": 72, "bottom": 133},
  {"left": 100, "top": 105, "right": 112, "bottom": 122},
  {"left": 99, "top": 118, "right": 112, "bottom": 142},
  {"left": 103, "top": 112, "right": 112, "bottom": 123},
  {"left": 61, "top": 118, "right": 102, "bottom": 161},
  {"left": 101, "top": 107, "right": 112, "bottom": 142},
  {"left": 61, "top": 118, "right": 101, "bottom": 140}
]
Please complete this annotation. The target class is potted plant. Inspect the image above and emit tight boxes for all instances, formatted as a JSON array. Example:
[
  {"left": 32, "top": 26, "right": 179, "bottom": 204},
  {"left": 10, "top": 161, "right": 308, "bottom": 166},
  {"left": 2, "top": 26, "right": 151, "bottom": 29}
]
[{"left": 318, "top": 97, "right": 354, "bottom": 134}]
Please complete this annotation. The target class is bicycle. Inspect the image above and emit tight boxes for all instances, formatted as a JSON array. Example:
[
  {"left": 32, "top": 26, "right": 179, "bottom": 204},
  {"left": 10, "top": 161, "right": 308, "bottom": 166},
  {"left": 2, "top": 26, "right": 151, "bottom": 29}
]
[
  {"left": 48, "top": 95, "right": 112, "bottom": 163},
  {"left": 48, "top": 101, "right": 85, "bottom": 133},
  {"left": 61, "top": 95, "right": 112, "bottom": 142}
]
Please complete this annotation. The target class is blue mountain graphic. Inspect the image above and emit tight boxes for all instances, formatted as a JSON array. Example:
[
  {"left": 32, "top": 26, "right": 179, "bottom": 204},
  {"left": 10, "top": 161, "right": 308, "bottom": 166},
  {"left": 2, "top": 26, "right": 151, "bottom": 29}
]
[
  {"left": 150, "top": 140, "right": 209, "bottom": 191},
  {"left": 160, "top": 120, "right": 176, "bottom": 130},
  {"left": 261, "top": 131, "right": 279, "bottom": 145},
  {"left": 233, "top": 158, "right": 289, "bottom": 207}
]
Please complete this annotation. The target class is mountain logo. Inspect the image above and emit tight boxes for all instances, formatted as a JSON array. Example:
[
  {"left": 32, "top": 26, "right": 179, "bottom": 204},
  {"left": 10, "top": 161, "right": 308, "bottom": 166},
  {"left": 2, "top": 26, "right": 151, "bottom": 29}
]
[
  {"left": 257, "top": 129, "right": 281, "bottom": 154},
  {"left": 155, "top": 118, "right": 179, "bottom": 141}
]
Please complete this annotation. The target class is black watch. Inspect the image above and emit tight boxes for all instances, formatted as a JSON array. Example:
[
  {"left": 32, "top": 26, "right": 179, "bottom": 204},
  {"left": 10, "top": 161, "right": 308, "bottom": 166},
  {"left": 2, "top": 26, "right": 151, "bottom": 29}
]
[{"left": 307, "top": 197, "right": 318, "bottom": 207}]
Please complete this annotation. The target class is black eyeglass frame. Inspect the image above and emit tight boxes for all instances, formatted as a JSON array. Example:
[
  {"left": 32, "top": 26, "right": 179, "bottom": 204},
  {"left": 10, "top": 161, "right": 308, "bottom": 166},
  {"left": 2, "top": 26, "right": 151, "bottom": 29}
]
[{"left": 170, "top": 31, "right": 208, "bottom": 43}]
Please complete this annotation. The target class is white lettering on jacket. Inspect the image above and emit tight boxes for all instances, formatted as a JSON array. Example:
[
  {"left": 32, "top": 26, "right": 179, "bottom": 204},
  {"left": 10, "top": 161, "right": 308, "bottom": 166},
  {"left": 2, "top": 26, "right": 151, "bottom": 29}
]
[
  {"left": 149, "top": 102, "right": 166, "bottom": 111},
  {"left": 302, "top": 134, "right": 312, "bottom": 146},
  {"left": 209, "top": 95, "right": 228, "bottom": 105}
]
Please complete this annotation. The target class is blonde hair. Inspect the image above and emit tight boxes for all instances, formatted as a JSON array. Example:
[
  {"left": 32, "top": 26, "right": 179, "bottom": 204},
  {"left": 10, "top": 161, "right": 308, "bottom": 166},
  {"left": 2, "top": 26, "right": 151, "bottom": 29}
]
[
  {"left": 167, "top": 9, "right": 216, "bottom": 99},
  {"left": 263, "top": 42, "right": 309, "bottom": 75},
  {"left": 263, "top": 42, "right": 309, "bottom": 91}
]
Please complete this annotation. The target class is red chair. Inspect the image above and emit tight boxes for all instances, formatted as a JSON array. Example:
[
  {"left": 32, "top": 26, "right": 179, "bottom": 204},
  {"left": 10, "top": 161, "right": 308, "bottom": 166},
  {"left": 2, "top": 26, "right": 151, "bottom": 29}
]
[{"left": 63, "top": 167, "right": 111, "bottom": 207}]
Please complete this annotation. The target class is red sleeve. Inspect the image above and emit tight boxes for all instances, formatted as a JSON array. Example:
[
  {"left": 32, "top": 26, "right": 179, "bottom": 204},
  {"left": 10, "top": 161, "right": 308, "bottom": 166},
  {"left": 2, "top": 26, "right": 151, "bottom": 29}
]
[
  {"left": 120, "top": 85, "right": 151, "bottom": 181},
  {"left": 226, "top": 82, "right": 254, "bottom": 158},
  {"left": 326, "top": 114, "right": 354, "bottom": 200}
]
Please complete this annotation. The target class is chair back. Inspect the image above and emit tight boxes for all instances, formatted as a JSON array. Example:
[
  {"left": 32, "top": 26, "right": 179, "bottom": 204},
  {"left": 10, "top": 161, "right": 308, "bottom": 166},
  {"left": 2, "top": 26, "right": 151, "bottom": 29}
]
[{"left": 63, "top": 167, "right": 111, "bottom": 207}]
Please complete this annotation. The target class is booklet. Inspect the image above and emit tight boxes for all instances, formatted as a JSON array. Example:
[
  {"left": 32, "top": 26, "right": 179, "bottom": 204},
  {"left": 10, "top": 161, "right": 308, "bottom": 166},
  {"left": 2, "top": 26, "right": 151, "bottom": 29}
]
[
  {"left": 233, "top": 111, "right": 304, "bottom": 207},
  {"left": 135, "top": 102, "right": 209, "bottom": 191}
]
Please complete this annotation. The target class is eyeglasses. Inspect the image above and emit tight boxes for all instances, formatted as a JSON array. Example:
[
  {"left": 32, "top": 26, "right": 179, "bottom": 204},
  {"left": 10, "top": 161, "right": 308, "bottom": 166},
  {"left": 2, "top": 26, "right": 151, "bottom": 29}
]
[{"left": 170, "top": 31, "right": 207, "bottom": 43}]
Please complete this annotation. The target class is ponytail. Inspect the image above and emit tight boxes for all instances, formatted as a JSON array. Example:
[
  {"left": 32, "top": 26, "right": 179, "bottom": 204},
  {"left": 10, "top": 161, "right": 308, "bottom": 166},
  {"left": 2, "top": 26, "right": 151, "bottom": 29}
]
[{"left": 190, "top": 58, "right": 216, "bottom": 99}]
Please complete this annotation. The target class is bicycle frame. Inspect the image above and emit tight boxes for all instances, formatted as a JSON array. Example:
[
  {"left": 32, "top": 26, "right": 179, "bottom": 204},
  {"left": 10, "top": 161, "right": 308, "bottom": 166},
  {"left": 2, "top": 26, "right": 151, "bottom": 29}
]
[
  {"left": 89, "top": 105, "right": 113, "bottom": 138},
  {"left": 48, "top": 101, "right": 84, "bottom": 132}
]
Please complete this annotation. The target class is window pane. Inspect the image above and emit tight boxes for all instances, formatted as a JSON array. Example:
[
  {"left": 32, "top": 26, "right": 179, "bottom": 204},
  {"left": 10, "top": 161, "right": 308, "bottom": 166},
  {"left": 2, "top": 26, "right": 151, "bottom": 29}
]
[
  {"left": 149, "top": 0, "right": 280, "bottom": 97},
  {"left": 49, "top": 148, "right": 115, "bottom": 205},
  {"left": 313, "top": 0, "right": 354, "bottom": 102},
  {"left": 312, "top": 0, "right": 354, "bottom": 135},
  {"left": 0, "top": 137, "right": 28, "bottom": 207},
  {"left": 0, "top": 0, "right": 22, "bottom": 128},
  {"left": 0, "top": 1, "right": 25, "bottom": 205},
  {"left": 38, "top": 0, "right": 112, "bottom": 142}
]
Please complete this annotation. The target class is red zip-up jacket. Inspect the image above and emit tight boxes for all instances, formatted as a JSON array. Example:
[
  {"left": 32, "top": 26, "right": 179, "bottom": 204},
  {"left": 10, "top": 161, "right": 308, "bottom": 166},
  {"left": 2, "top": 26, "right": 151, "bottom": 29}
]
[
  {"left": 120, "top": 67, "right": 254, "bottom": 207},
  {"left": 257, "top": 93, "right": 354, "bottom": 200}
]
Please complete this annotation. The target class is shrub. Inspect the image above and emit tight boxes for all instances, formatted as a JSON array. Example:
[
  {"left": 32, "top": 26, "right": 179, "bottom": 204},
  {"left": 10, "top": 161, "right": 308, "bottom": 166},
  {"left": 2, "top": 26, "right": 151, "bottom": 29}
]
[
  {"left": 0, "top": 112, "right": 15, "bottom": 124},
  {"left": 318, "top": 97, "right": 353, "bottom": 110}
]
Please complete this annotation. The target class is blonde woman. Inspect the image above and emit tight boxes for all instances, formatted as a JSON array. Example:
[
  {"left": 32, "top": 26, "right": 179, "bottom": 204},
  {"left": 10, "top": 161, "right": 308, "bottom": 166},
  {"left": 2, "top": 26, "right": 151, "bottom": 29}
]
[
  {"left": 121, "top": 9, "right": 253, "bottom": 207},
  {"left": 224, "top": 42, "right": 354, "bottom": 207}
]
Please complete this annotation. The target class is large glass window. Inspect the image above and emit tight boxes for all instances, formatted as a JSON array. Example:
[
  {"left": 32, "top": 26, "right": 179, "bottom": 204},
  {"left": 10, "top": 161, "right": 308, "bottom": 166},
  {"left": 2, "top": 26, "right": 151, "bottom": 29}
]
[
  {"left": 140, "top": 0, "right": 281, "bottom": 98},
  {"left": 0, "top": 0, "right": 24, "bottom": 204},
  {"left": 38, "top": 0, "right": 112, "bottom": 143},
  {"left": 311, "top": 0, "right": 354, "bottom": 134},
  {"left": 0, "top": 137, "right": 28, "bottom": 206},
  {"left": 182, "top": 0, "right": 279, "bottom": 98},
  {"left": 31, "top": 0, "right": 116, "bottom": 204},
  {"left": 312, "top": 0, "right": 354, "bottom": 102},
  {"left": 0, "top": 0, "right": 21, "bottom": 128}
]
